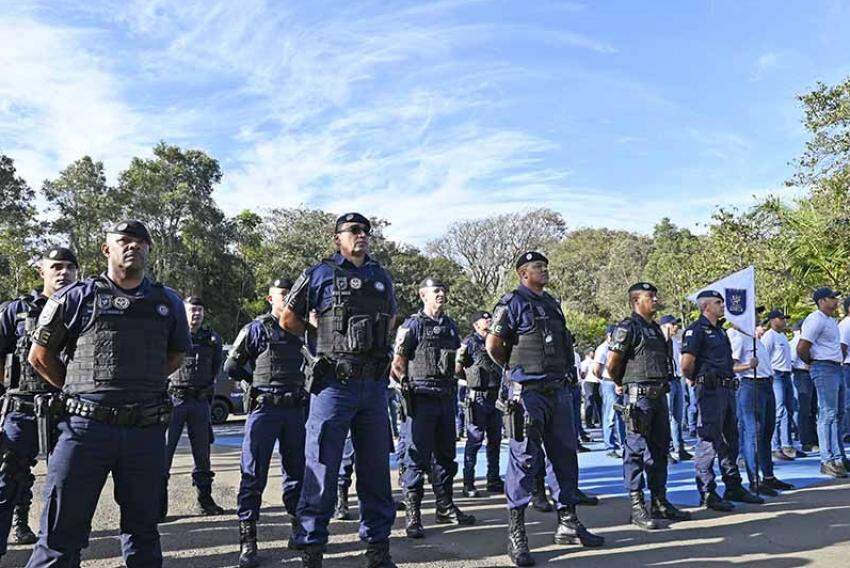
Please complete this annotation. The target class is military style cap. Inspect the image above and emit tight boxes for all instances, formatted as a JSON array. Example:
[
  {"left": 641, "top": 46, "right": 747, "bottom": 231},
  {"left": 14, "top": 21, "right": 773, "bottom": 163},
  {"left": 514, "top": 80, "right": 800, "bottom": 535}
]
[
  {"left": 419, "top": 277, "right": 447, "bottom": 290},
  {"left": 765, "top": 308, "right": 788, "bottom": 320},
  {"left": 628, "top": 282, "right": 657, "bottom": 293},
  {"left": 108, "top": 220, "right": 152, "bottom": 245},
  {"left": 335, "top": 212, "right": 371, "bottom": 233},
  {"left": 515, "top": 251, "right": 548, "bottom": 271},
  {"left": 813, "top": 287, "right": 840, "bottom": 303},
  {"left": 468, "top": 310, "right": 492, "bottom": 325},
  {"left": 696, "top": 289, "right": 723, "bottom": 300},
  {"left": 270, "top": 278, "right": 294, "bottom": 290},
  {"left": 43, "top": 246, "right": 78, "bottom": 267},
  {"left": 659, "top": 314, "right": 681, "bottom": 325},
  {"left": 184, "top": 296, "right": 204, "bottom": 307}
]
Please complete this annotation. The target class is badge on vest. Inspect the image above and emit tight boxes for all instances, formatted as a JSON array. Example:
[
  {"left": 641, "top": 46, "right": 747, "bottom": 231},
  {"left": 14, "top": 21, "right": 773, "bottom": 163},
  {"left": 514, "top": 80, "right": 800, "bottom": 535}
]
[
  {"left": 99, "top": 296, "right": 112, "bottom": 310},
  {"left": 350, "top": 278, "right": 363, "bottom": 290},
  {"left": 157, "top": 304, "right": 170, "bottom": 316},
  {"left": 545, "top": 334, "right": 553, "bottom": 343},
  {"left": 112, "top": 296, "right": 131, "bottom": 310},
  {"left": 374, "top": 281, "right": 385, "bottom": 292},
  {"left": 336, "top": 277, "right": 348, "bottom": 291}
]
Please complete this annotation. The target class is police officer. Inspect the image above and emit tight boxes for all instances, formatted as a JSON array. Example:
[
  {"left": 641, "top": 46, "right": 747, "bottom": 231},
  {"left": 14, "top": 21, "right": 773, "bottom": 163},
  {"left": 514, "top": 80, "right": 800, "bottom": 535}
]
[
  {"left": 606, "top": 283, "right": 691, "bottom": 530},
  {"left": 280, "top": 212, "right": 397, "bottom": 568},
  {"left": 392, "top": 278, "right": 476, "bottom": 539},
  {"left": 457, "top": 310, "right": 504, "bottom": 498},
  {"left": 487, "top": 252, "right": 603, "bottom": 568},
  {"left": 225, "top": 278, "right": 307, "bottom": 568},
  {"left": 0, "top": 247, "right": 78, "bottom": 556},
  {"left": 680, "top": 290, "right": 761, "bottom": 512},
  {"left": 161, "top": 296, "right": 225, "bottom": 521},
  {"left": 25, "top": 220, "right": 190, "bottom": 567}
]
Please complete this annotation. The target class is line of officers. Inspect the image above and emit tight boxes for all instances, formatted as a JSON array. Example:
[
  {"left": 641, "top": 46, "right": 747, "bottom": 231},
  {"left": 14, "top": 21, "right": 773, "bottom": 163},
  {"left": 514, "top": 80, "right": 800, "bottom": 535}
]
[{"left": 0, "top": 212, "right": 800, "bottom": 568}]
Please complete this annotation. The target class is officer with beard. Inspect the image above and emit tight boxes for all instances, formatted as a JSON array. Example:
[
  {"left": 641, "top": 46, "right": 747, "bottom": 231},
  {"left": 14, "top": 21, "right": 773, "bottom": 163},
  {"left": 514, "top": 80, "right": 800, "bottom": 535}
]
[
  {"left": 225, "top": 278, "right": 307, "bottom": 568},
  {"left": 605, "top": 282, "right": 691, "bottom": 530},
  {"left": 487, "top": 252, "right": 603, "bottom": 567},
  {"left": 0, "top": 247, "right": 78, "bottom": 557},
  {"left": 25, "top": 221, "right": 190, "bottom": 567},
  {"left": 458, "top": 310, "right": 504, "bottom": 498},
  {"left": 161, "top": 296, "right": 225, "bottom": 521},
  {"left": 280, "top": 213, "right": 397, "bottom": 568},
  {"left": 392, "top": 278, "right": 476, "bottom": 539}
]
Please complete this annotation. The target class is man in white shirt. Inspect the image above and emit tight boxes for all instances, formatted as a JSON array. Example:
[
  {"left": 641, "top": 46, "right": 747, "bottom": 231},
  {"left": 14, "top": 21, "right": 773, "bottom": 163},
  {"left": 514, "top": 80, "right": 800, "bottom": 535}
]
[
  {"left": 729, "top": 327, "right": 793, "bottom": 497},
  {"left": 761, "top": 310, "right": 802, "bottom": 460},
  {"left": 660, "top": 315, "right": 692, "bottom": 463},
  {"left": 838, "top": 298, "right": 850, "bottom": 443},
  {"left": 595, "top": 326, "right": 626, "bottom": 458},
  {"left": 797, "top": 287, "right": 848, "bottom": 478},
  {"left": 790, "top": 321, "right": 818, "bottom": 452},
  {"left": 580, "top": 349, "right": 601, "bottom": 429}
]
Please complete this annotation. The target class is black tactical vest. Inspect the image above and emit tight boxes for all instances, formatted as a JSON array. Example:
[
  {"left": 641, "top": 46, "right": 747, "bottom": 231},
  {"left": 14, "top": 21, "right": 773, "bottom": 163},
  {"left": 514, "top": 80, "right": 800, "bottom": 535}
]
[
  {"left": 252, "top": 314, "right": 304, "bottom": 389},
  {"left": 4, "top": 295, "right": 57, "bottom": 394},
  {"left": 407, "top": 314, "right": 458, "bottom": 395},
  {"left": 621, "top": 315, "right": 672, "bottom": 384},
  {"left": 465, "top": 336, "right": 502, "bottom": 390},
  {"left": 315, "top": 260, "right": 392, "bottom": 361},
  {"left": 64, "top": 278, "right": 171, "bottom": 395},
  {"left": 169, "top": 328, "right": 219, "bottom": 388},
  {"left": 508, "top": 292, "right": 571, "bottom": 376}
]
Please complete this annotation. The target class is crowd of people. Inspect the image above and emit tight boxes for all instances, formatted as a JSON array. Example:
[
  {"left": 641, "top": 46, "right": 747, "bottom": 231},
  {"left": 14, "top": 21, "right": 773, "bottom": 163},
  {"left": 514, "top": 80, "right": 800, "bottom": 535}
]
[{"left": 0, "top": 211, "right": 847, "bottom": 568}]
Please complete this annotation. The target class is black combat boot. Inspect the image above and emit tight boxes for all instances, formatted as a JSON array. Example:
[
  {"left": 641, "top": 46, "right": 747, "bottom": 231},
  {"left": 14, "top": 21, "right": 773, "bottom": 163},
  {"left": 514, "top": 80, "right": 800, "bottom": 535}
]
[
  {"left": 486, "top": 477, "right": 505, "bottom": 493},
  {"left": 196, "top": 486, "right": 225, "bottom": 515},
  {"left": 575, "top": 488, "right": 599, "bottom": 506},
  {"left": 435, "top": 483, "right": 476, "bottom": 526},
  {"left": 364, "top": 540, "right": 397, "bottom": 568},
  {"left": 238, "top": 520, "right": 259, "bottom": 568},
  {"left": 629, "top": 491, "right": 659, "bottom": 530},
  {"left": 463, "top": 483, "right": 483, "bottom": 498},
  {"left": 553, "top": 505, "right": 604, "bottom": 547},
  {"left": 650, "top": 492, "right": 691, "bottom": 521},
  {"left": 10, "top": 504, "right": 37, "bottom": 545},
  {"left": 702, "top": 491, "right": 734, "bottom": 512},
  {"left": 287, "top": 515, "right": 303, "bottom": 550},
  {"left": 507, "top": 507, "right": 535, "bottom": 567},
  {"left": 301, "top": 544, "right": 324, "bottom": 568},
  {"left": 404, "top": 490, "right": 425, "bottom": 539},
  {"left": 335, "top": 485, "right": 351, "bottom": 520},
  {"left": 531, "top": 476, "right": 553, "bottom": 512},
  {"left": 724, "top": 484, "right": 765, "bottom": 505}
]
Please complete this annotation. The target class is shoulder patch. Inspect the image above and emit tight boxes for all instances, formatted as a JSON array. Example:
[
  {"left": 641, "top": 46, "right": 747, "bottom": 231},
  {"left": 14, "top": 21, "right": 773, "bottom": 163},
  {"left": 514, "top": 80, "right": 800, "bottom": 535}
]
[{"left": 685, "top": 329, "right": 694, "bottom": 337}]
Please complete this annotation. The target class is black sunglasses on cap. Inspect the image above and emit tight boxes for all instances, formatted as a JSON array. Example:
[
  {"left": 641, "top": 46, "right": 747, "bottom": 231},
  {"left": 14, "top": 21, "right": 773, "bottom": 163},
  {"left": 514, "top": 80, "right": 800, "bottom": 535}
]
[{"left": 337, "top": 225, "right": 371, "bottom": 236}]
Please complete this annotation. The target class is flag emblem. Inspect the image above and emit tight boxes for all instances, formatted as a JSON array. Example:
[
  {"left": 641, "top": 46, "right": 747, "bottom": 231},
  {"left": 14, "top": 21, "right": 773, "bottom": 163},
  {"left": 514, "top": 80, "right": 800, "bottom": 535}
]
[{"left": 725, "top": 288, "right": 747, "bottom": 316}]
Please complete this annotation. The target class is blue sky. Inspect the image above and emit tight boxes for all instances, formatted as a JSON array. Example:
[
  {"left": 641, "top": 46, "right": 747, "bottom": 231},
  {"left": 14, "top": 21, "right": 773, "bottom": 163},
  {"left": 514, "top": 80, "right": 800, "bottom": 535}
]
[{"left": 2, "top": 1, "right": 849, "bottom": 244}]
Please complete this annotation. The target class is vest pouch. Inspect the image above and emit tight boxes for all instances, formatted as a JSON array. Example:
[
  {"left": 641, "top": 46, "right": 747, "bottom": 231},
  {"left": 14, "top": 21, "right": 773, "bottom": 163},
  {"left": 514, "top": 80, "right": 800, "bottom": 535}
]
[
  {"left": 542, "top": 327, "right": 558, "bottom": 358},
  {"left": 346, "top": 315, "right": 374, "bottom": 353},
  {"left": 372, "top": 314, "right": 389, "bottom": 350},
  {"left": 4, "top": 353, "right": 20, "bottom": 389},
  {"left": 333, "top": 305, "right": 347, "bottom": 332},
  {"left": 466, "top": 365, "right": 484, "bottom": 389},
  {"left": 438, "top": 349, "right": 456, "bottom": 378}
]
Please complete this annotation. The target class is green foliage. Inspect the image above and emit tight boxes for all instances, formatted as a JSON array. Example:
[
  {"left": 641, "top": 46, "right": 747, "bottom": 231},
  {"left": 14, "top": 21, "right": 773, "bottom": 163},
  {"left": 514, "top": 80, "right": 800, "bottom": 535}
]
[{"left": 0, "top": 155, "right": 41, "bottom": 297}]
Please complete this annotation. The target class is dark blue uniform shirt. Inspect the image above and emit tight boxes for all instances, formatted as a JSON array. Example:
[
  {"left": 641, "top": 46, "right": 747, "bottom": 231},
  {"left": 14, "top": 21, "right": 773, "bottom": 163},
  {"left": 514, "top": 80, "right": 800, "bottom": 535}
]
[
  {"left": 42, "top": 275, "right": 191, "bottom": 404},
  {"left": 458, "top": 333, "right": 487, "bottom": 369},
  {"left": 394, "top": 310, "right": 461, "bottom": 359},
  {"left": 0, "top": 291, "right": 44, "bottom": 359},
  {"left": 680, "top": 314, "right": 734, "bottom": 379}
]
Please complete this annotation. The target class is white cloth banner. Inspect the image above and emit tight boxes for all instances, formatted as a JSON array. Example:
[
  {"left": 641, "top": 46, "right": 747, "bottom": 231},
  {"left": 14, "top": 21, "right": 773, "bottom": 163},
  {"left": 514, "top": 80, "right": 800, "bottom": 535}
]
[{"left": 687, "top": 265, "right": 756, "bottom": 336}]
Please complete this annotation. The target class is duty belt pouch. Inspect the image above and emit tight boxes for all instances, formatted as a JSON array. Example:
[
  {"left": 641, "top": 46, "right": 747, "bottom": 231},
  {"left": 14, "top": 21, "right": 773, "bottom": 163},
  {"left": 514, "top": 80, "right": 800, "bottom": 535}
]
[
  {"left": 242, "top": 382, "right": 256, "bottom": 414},
  {"left": 346, "top": 315, "right": 374, "bottom": 353},
  {"left": 502, "top": 402, "right": 524, "bottom": 442},
  {"left": 34, "top": 394, "right": 62, "bottom": 458},
  {"left": 4, "top": 354, "right": 20, "bottom": 390}
]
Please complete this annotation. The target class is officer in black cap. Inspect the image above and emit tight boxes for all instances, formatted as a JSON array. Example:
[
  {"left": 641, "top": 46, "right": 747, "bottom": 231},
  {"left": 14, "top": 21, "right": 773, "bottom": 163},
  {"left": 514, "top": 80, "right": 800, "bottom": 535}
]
[
  {"left": 224, "top": 277, "right": 306, "bottom": 568},
  {"left": 457, "top": 309, "right": 504, "bottom": 498},
  {"left": 392, "top": 277, "right": 475, "bottom": 539},
  {"left": 606, "top": 282, "right": 690, "bottom": 530},
  {"left": 25, "top": 221, "right": 191, "bottom": 566},
  {"left": 681, "top": 289, "right": 760, "bottom": 513},
  {"left": 161, "top": 296, "right": 225, "bottom": 521},
  {"left": 0, "top": 247, "right": 78, "bottom": 557},
  {"left": 488, "top": 252, "right": 602, "bottom": 567}
]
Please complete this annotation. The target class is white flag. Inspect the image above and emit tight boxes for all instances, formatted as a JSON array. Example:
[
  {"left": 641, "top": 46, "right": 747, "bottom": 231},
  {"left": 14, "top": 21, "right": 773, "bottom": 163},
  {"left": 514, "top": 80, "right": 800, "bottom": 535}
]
[{"left": 687, "top": 266, "right": 756, "bottom": 336}]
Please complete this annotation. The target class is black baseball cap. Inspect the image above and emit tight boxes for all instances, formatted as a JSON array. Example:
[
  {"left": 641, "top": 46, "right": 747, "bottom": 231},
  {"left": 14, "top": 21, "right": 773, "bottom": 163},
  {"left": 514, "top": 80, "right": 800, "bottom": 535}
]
[
  {"left": 515, "top": 251, "right": 548, "bottom": 271},
  {"left": 42, "top": 246, "right": 78, "bottom": 267},
  {"left": 813, "top": 287, "right": 840, "bottom": 304},
  {"left": 468, "top": 310, "right": 492, "bottom": 325},
  {"left": 335, "top": 213, "right": 371, "bottom": 233},
  {"left": 628, "top": 282, "right": 657, "bottom": 293},
  {"left": 697, "top": 290, "right": 723, "bottom": 300},
  {"left": 659, "top": 314, "right": 681, "bottom": 325},
  {"left": 108, "top": 220, "right": 152, "bottom": 245},
  {"left": 765, "top": 309, "right": 788, "bottom": 321},
  {"left": 270, "top": 278, "right": 294, "bottom": 290}
]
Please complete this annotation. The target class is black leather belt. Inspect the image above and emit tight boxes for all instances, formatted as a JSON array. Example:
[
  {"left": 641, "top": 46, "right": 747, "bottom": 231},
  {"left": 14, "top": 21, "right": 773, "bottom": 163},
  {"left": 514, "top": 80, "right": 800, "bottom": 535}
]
[
  {"left": 742, "top": 376, "right": 772, "bottom": 382},
  {"left": 255, "top": 390, "right": 307, "bottom": 408},
  {"left": 5, "top": 395, "right": 37, "bottom": 414},
  {"left": 65, "top": 397, "right": 173, "bottom": 427},
  {"left": 168, "top": 385, "right": 214, "bottom": 399},
  {"left": 334, "top": 358, "right": 388, "bottom": 382},
  {"left": 695, "top": 376, "right": 739, "bottom": 390},
  {"left": 626, "top": 382, "right": 669, "bottom": 399}
]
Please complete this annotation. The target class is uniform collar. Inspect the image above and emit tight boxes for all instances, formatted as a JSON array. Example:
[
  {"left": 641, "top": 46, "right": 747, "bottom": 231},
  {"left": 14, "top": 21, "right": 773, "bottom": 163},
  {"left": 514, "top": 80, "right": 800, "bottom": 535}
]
[
  {"left": 517, "top": 284, "right": 545, "bottom": 300},
  {"left": 332, "top": 251, "right": 376, "bottom": 269},
  {"left": 100, "top": 273, "right": 150, "bottom": 296},
  {"left": 697, "top": 314, "right": 722, "bottom": 330},
  {"left": 418, "top": 309, "right": 445, "bottom": 324}
]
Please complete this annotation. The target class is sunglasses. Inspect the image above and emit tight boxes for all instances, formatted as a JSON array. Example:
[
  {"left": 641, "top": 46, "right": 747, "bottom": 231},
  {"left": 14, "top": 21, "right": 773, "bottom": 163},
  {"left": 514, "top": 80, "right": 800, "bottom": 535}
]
[{"left": 337, "top": 226, "right": 371, "bottom": 236}]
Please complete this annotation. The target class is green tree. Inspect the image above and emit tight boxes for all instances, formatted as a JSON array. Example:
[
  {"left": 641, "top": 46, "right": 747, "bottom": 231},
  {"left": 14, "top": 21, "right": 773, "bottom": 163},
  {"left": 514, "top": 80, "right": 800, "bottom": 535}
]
[{"left": 0, "top": 155, "right": 41, "bottom": 298}]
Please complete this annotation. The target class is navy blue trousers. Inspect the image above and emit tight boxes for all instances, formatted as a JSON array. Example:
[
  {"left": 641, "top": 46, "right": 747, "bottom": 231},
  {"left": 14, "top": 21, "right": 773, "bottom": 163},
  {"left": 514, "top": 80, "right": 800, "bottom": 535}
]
[
  {"left": 462, "top": 391, "right": 502, "bottom": 486},
  {"left": 0, "top": 410, "right": 38, "bottom": 557},
  {"left": 164, "top": 395, "right": 213, "bottom": 488},
  {"left": 401, "top": 394, "right": 458, "bottom": 492},
  {"left": 296, "top": 377, "right": 395, "bottom": 547},
  {"left": 236, "top": 401, "right": 306, "bottom": 521},
  {"left": 506, "top": 385, "right": 578, "bottom": 510},
  {"left": 694, "top": 384, "right": 742, "bottom": 496},
  {"left": 26, "top": 416, "right": 166, "bottom": 568},
  {"left": 338, "top": 432, "right": 355, "bottom": 490},
  {"left": 569, "top": 383, "right": 587, "bottom": 439},
  {"left": 622, "top": 393, "right": 670, "bottom": 493}
]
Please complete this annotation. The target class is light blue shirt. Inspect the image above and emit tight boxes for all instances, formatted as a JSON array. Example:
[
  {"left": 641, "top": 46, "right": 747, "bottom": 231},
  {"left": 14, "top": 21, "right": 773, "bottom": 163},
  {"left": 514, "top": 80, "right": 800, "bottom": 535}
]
[{"left": 760, "top": 328, "right": 792, "bottom": 372}]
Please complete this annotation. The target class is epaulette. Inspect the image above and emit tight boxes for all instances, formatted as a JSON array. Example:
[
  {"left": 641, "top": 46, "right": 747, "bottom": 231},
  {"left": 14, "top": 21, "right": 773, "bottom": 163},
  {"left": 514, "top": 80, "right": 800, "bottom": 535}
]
[{"left": 497, "top": 292, "right": 515, "bottom": 305}]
